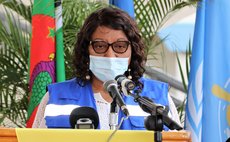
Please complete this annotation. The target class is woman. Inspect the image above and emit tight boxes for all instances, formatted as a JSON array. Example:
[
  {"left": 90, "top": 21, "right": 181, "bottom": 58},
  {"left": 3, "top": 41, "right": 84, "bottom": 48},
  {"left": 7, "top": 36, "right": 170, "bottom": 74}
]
[{"left": 32, "top": 7, "right": 181, "bottom": 130}]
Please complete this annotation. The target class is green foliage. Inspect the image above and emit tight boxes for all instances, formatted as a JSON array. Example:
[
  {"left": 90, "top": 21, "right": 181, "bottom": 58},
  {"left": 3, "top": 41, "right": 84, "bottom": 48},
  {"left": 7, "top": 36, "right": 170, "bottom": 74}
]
[
  {"left": 62, "top": 0, "right": 106, "bottom": 79},
  {"left": 176, "top": 39, "right": 192, "bottom": 122},
  {"left": 0, "top": 0, "right": 31, "bottom": 127},
  {"left": 134, "top": 0, "right": 197, "bottom": 58},
  {"left": 0, "top": 0, "right": 32, "bottom": 21}
]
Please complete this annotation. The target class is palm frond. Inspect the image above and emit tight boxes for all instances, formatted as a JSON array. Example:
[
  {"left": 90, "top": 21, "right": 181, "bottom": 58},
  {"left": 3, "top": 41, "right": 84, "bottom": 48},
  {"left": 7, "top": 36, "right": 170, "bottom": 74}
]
[
  {"left": 134, "top": 0, "right": 196, "bottom": 56},
  {"left": 175, "top": 39, "right": 192, "bottom": 123},
  {"left": 0, "top": 0, "right": 32, "bottom": 23},
  {"left": 176, "top": 52, "right": 188, "bottom": 92},
  {"left": 62, "top": 0, "right": 107, "bottom": 79},
  {"left": 0, "top": 9, "right": 30, "bottom": 64},
  {"left": 186, "top": 39, "right": 192, "bottom": 81},
  {"left": 0, "top": 4, "right": 30, "bottom": 127},
  {"left": 0, "top": 45, "right": 29, "bottom": 127}
]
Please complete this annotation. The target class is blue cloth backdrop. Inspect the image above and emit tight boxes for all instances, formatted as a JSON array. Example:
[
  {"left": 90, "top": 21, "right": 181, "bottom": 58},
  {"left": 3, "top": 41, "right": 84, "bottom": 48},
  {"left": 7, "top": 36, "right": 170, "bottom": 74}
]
[{"left": 109, "top": 0, "right": 135, "bottom": 18}]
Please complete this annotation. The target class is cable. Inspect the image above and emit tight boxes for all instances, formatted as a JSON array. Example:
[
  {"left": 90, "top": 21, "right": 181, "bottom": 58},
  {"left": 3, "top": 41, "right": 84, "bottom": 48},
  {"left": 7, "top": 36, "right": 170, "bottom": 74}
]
[{"left": 106, "top": 116, "right": 128, "bottom": 142}]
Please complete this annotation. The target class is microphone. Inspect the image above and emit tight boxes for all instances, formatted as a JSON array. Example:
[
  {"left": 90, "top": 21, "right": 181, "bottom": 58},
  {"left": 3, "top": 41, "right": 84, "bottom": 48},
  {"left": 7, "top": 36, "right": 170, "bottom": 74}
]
[
  {"left": 103, "top": 80, "right": 129, "bottom": 116},
  {"left": 135, "top": 95, "right": 182, "bottom": 130},
  {"left": 69, "top": 106, "right": 99, "bottom": 129},
  {"left": 115, "top": 75, "right": 135, "bottom": 96}
]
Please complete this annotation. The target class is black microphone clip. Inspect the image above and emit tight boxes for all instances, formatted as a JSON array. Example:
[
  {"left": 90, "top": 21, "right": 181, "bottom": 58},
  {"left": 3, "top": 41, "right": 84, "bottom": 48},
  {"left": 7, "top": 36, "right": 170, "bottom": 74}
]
[
  {"left": 115, "top": 75, "right": 136, "bottom": 96},
  {"left": 115, "top": 75, "right": 135, "bottom": 91}
]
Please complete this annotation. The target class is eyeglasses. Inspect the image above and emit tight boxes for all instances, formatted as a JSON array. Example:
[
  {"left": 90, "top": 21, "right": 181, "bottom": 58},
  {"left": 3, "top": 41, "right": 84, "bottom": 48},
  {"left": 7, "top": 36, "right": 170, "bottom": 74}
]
[{"left": 90, "top": 40, "right": 130, "bottom": 54}]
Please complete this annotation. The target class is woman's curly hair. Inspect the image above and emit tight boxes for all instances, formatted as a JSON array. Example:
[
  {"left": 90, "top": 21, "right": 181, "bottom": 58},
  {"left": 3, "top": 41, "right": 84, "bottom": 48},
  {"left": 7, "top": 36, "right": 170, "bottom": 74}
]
[{"left": 73, "top": 6, "right": 146, "bottom": 86}]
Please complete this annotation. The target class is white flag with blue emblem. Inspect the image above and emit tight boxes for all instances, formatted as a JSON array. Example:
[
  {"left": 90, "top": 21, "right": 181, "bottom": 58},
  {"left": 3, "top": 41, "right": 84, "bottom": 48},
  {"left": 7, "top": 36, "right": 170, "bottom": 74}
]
[{"left": 185, "top": 0, "right": 230, "bottom": 142}]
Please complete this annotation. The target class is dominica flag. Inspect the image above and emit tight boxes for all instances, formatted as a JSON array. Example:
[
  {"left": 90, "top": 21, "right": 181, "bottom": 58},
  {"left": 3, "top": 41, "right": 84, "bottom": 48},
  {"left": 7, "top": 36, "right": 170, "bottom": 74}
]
[{"left": 26, "top": 0, "right": 65, "bottom": 127}]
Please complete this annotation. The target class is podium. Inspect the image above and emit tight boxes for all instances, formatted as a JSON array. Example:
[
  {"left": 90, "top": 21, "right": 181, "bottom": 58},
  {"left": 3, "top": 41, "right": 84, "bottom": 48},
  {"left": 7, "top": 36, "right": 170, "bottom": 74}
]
[{"left": 0, "top": 128, "right": 191, "bottom": 142}]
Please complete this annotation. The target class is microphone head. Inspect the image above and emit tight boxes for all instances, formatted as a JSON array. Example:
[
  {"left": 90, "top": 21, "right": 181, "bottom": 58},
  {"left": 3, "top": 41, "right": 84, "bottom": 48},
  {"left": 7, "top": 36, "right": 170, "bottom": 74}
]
[
  {"left": 103, "top": 80, "right": 117, "bottom": 92},
  {"left": 103, "top": 79, "right": 130, "bottom": 117},
  {"left": 69, "top": 106, "right": 99, "bottom": 129}
]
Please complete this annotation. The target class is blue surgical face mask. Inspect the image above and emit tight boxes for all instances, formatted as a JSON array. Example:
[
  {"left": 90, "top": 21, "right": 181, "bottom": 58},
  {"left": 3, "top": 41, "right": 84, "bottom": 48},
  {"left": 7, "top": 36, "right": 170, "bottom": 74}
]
[{"left": 89, "top": 55, "right": 129, "bottom": 82}]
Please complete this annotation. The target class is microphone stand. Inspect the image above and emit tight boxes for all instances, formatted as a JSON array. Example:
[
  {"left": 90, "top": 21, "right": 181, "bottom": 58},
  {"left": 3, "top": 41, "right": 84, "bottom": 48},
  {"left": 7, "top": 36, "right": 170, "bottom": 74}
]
[
  {"left": 129, "top": 90, "right": 183, "bottom": 142},
  {"left": 109, "top": 99, "right": 119, "bottom": 130}
]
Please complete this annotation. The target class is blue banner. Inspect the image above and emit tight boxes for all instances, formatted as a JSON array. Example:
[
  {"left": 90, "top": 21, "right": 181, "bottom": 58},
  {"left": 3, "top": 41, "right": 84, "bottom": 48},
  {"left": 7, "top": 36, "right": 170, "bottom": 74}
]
[
  {"left": 109, "top": 0, "right": 135, "bottom": 18},
  {"left": 185, "top": 0, "right": 230, "bottom": 142}
]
